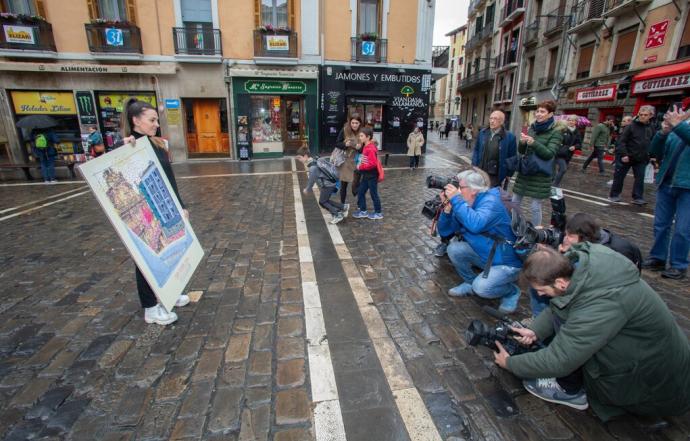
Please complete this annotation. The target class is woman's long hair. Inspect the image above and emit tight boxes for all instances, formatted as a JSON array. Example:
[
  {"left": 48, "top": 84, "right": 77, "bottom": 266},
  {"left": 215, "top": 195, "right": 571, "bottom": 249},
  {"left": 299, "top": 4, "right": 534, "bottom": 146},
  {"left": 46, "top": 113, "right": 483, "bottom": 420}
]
[
  {"left": 120, "top": 97, "right": 165, "bottom": 149},
  {"left": 343, "top": 114, "right": 363, "bottom": 140}
]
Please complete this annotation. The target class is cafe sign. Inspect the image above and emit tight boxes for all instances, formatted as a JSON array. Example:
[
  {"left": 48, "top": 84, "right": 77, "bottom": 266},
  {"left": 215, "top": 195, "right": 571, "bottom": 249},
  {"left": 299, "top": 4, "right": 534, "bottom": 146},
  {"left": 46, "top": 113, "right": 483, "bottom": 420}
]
[
  {"left": 11, "top": 91, "right": 77, "bottom": 115},
  {"left": 575, "top": 85, "right": 617, "bottom": 103},
  {"left": 244, "top": 80, "right": 306, "bottom": 94},
  {"left": 3, "top": 25, "right": 35, "bottom": 44},
  {"left": 266, "top": 35, "right": 289, "bottom": 51},
  {"left": 633, "top": 73, "right": 690, "bottom": 94}
]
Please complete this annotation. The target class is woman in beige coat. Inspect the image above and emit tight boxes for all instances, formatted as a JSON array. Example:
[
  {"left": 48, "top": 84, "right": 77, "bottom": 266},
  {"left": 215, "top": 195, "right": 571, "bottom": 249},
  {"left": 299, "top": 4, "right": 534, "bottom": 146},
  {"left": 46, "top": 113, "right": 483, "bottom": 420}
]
[
  {"left": 334, "top": 115, "right": 363, "bottom": 203},
  {"left": 407, "top": 126, "right": 425, "bottom": 169}
]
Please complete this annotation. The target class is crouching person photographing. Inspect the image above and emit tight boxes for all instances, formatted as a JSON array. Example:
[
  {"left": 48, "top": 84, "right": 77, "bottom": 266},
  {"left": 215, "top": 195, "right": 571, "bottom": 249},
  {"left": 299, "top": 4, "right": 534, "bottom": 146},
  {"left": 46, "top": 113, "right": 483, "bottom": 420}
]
[
  {"left": 494, "top": 245, "right": 690, "bottom": 421},
  {"left": 438, "top": 169, "right": 523, "bottom": 314}
]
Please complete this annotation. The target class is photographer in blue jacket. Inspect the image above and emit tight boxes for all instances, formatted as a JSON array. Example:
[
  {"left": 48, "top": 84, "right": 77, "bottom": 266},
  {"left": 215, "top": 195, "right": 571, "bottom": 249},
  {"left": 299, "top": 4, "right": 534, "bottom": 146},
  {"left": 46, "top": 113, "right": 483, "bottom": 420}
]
[{"left": 438, "top": 169, "right": 523, "bottom": 314}]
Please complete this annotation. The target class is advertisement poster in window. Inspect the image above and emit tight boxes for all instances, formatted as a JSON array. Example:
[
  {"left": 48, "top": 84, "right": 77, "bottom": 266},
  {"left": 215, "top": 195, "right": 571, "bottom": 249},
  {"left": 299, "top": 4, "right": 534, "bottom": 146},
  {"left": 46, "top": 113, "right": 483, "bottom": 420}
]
[{"left": 79, "top": 137, "right": 204, "bottom": 311}]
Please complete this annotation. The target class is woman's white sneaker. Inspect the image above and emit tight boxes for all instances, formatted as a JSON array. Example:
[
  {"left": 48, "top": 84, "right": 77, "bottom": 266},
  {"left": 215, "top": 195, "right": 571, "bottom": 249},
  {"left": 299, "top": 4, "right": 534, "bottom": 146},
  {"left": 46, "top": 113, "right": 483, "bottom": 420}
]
[
  {"left": 144, "top": 304, "right": 178, "bottom": 325},
  {"left": 175, "top": 294, "right": 190, "bottom": 307}
]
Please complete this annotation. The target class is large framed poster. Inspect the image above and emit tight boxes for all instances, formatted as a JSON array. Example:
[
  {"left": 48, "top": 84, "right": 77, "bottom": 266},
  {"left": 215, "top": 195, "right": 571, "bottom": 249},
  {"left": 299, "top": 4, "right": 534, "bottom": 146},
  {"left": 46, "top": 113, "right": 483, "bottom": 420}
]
[{"left": 79, "top": 137, "right": 203, "bottom": 311}]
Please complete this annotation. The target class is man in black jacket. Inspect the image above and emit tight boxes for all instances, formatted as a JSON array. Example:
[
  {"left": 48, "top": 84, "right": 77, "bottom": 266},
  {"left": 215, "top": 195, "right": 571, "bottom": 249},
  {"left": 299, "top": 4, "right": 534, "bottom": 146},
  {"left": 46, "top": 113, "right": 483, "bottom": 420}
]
[
  {"left": 553, "top": 115, "right": 583, "bottom": 187},
  {"left": 609, "top": 106, "right": 655, "bottom": 205}
]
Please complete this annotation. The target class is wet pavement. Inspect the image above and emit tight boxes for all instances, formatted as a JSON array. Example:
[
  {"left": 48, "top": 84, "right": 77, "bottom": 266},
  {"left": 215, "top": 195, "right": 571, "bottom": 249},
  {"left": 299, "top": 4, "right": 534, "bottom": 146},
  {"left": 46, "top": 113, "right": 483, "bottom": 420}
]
[{"left": 0, "top": 133, "right": 688, "bottom": 440}]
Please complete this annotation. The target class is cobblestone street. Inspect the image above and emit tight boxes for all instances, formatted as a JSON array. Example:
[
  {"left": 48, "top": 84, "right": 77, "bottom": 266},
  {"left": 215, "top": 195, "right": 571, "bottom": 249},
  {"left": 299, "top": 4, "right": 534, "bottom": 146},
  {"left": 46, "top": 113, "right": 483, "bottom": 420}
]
[{"left": 0, "top": 135, "right": 688, "bottom": 440}]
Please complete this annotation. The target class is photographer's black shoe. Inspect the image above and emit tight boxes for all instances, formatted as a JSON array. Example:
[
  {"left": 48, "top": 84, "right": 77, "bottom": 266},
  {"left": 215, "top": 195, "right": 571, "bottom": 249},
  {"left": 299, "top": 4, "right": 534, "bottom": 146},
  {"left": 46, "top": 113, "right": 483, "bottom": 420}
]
[
  {"left": 661, "top": 268, "right": 686, "bottom": 280},
  {"left": 641, "top": 257, "right": 666, "bottom": 271}
]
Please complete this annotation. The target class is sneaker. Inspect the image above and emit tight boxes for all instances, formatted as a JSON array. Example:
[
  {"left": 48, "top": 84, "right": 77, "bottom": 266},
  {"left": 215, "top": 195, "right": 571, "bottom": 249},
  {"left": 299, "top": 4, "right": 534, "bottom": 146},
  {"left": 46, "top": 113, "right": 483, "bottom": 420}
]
[
  {"left": 175, "top": 294, "right": 190, "bottom": 307},
  {"left": 498, "top": 285, "right": 521, "bottom": 315},
  {"left": 523, "top": 378, "right": 589, "bottom": 410},
  {"left": 342, "top": 203, "right": 350, "bottom": 218},
  {"left": 330, "top": 213, "right": 344, "bottom": 224},
  {"left": 641, "top": 257, "right": 666, "bottom": 271},
  {"left": 608, "top": 195, "right": 621, "bottom": 203},
  {"left": 144, "top": 304, "right": 178, "bottom": 325},
  {"left": 631, "top": 199, "right": 647, "bottom": 206},
  {"left": 434, "top": 242, "right": 448, "bottom": 257},
  {"left": 448, "top": 282, "right": 473, "bottom": 297},
  {"left": 352, "top": 210, "right": 369, "bottom": 219},
  {"left": 661, "top": 268, "right": 687, "bottom": 280},
  {"left": 368, "top": 212, "right": 383, "bottom": 220}
]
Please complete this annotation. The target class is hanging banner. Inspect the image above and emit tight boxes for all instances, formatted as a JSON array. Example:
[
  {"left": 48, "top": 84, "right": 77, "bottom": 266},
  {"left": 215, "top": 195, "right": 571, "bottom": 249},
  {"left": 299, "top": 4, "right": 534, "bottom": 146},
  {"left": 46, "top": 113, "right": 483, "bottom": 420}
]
[
  {"left": 265, "top": 35, "right": 289, "bottom": 51},
  {"left": 3, "top": 25, "right": 35, "bottom": 44},
  {"left": 11, "top": 91, "right": 77, "bottom": 115}
]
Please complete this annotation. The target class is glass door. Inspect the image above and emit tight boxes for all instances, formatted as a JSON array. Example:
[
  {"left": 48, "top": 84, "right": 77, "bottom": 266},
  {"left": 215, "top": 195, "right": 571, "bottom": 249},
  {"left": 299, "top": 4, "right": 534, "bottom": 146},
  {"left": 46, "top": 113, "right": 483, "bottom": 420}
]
[{"left": 283, "top": 97, "right": 304, "bottom": 154}]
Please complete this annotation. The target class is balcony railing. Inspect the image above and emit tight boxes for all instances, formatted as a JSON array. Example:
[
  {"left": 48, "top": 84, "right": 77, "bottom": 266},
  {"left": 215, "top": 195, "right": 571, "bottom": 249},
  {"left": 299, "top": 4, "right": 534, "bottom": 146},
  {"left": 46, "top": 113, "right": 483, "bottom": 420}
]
[
  {"left": 495, "top": 51, "right": 518, "bottom": 70},
  {"left": 173, "top": 27, "right": 221, "bottom": 56},
  {"left": 0, "top": 15, "right": 56, "bottom": 52},
  {"left": 524, "top": 21, "right": 539, "bottom": 46},
  {"left": 494, "top": 88, "right": 513, "bottom": 102},
  {"left": 351, "top": 37, "right": 387, "bottom": 63},
  {"left": 254, "top": 30, "right": 298, "bottom": 58},
  {"left": 604, "top": 0, "right": 652, "bottom": 16},
  {"left": 569, "top": 0, "right": 605, "bottom": 33},
  {"left": 459, "top": 67, "right": 495, "bottom": 90},
  {"left": 85, "top": 22, "right": 142, "bottom": 54},
  {"left": 432, "top": 45, "right": 449, "bottom": 67},
  {"left": 519, "top": 80, "right": 534, "bottom": 93},
  {"left": 537, "top": 76, "right": 556, "bottom": 88},
  {"left": 500, "top": 0, "right": 525, "bottom": 25},
  {"left": 544, "top": 6, "right": 567, "bottom": 36}
]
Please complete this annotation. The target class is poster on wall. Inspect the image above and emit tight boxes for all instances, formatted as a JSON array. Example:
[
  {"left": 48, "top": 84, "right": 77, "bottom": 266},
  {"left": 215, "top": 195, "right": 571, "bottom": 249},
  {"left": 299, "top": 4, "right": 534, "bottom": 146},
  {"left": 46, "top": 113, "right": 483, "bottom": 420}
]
[
  {"left": 79, "top": 137, "right": 204, "bottom": 311},
  {"left": 645, "top": 20, "right": 669, "bottom": 49}
]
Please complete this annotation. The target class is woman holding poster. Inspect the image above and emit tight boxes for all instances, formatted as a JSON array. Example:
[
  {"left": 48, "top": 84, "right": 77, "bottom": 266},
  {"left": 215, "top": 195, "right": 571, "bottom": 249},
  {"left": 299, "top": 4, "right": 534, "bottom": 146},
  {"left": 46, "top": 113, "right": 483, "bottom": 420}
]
[{"left": 120, "top": 98, "right": 191, "bottom": 325}]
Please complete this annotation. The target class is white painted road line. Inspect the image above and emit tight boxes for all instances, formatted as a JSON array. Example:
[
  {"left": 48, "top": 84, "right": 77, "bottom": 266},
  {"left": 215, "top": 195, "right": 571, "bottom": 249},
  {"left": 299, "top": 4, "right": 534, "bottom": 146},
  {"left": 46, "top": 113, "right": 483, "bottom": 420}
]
[
  {"left": 178, "top": 171, "right": 292, "bottom": 179},
  {"left": 311, "top": 187, "right": 443, "bottom": 441},
  {"left": 0, "top": 186, "right": 88, "bottom": 214},
  {"left": 0, "top": 190, "right": 90, "bottom": 222},
  {"left": 290, "top": 158, "right": 347, "bottom": 441},
  {"left": 0, "top": 180, "right": 84, "bottom": 187}
]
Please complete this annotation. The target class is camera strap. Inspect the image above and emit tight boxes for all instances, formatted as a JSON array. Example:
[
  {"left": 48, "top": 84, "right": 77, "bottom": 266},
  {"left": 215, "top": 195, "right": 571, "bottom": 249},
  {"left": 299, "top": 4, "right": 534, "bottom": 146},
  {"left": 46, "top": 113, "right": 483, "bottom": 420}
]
[
  {"left": 430, "top": 201, "right": 450, "bottom": 236},
  {"left": 480, "top": 232, "right": 510, "bottom": 279}
]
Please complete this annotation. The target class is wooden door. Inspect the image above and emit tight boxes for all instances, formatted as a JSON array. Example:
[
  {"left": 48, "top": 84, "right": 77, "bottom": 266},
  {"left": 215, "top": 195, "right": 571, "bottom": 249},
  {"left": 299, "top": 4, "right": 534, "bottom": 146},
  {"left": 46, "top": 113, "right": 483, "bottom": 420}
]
[
  {"left": 192, "top": 99, "right": 222, "bottom": 153},
  {"left": 283, "top": 97, "right": 304, "bottom": 154}
]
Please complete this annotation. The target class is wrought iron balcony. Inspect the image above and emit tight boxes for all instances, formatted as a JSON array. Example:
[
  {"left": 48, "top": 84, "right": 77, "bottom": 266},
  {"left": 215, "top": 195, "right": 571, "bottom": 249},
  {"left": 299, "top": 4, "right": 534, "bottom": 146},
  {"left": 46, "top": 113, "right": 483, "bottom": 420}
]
[
  {"left": 519, "top": 80, "right": 534, "bottom": 93},
  {"left": 173, "top": 27, "right": 221, "bottom": 56},
  {"left": 543, "top": 6, "right": 567, "bottom": 37},
  {"left": 459, "top": 67, "right": 494, "bottom": 92},
  {"left": 568, "top": 0, "right": 605, "bottom": 34},
  {"left": 0, "top": 15, "right": 56, "bottom": 53},
  {"left": 351, "top": 36, "right": 387, "bottom": 63},
  {"left": 500, "top": 0, "right": 525, "bottom": 26},
  {"left": 604, "top": 0, "right": 653, "bottom": 17},
  {"left": 85, "top": 22, "right": 142, "bottom": 54},
  {"left": 524, "top": 21, "right": 539, "bottom": 47},
  {"left": 495, "top": 51, "right": 518, "bottom": 71},
  {"left": 253, "top": 30, "right": 298, "bottom": 59},
  {"left": 537, "top": 76, "right": 556, "bottom": 88}
]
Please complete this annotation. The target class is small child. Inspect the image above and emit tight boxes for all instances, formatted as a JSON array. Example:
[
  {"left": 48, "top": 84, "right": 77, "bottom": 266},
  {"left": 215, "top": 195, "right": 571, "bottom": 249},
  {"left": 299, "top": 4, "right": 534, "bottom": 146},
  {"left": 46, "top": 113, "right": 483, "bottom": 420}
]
[
  {"left": 352, "top": 127, "right": 383, "bottom": 220},
  {"left": 296, "top": 146, "right": 349, "bottom": 224}
]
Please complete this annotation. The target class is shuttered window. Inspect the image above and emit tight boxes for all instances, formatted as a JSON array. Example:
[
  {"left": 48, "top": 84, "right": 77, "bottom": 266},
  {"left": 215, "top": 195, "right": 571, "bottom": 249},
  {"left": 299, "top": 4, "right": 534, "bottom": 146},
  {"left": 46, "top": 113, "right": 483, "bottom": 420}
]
[
  {"left": 254, "top": 0, "right": 294, "bottom": 28},
  {"left": 576, "top": 44, "right": 594, "bottom": 79},
  {"left": 85, "top": 0, "right": 136, "bottom": 24},
  {"left": 612, "top": 28, "right": 637, "bottom": 71}
]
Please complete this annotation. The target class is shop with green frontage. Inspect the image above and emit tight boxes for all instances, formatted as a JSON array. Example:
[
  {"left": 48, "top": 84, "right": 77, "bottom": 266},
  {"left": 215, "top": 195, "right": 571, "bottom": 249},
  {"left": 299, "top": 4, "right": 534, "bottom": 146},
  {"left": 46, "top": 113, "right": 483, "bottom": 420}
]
[{"left": 230, "top": 77, "right": 318, "bottom": 158}]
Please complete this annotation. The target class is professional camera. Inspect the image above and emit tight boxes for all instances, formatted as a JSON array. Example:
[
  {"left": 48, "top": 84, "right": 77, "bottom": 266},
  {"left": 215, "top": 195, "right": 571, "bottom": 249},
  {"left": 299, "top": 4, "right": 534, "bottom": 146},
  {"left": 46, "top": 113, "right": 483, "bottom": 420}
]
[
  {"left": 426, "top": 175, "right": 460, "bottom": 191},
  {"left": 464, "top": 306, "right": 540, "bottom": 356},
  {"left": 510, "top": 189, "right": 566, "bottom": 253}
]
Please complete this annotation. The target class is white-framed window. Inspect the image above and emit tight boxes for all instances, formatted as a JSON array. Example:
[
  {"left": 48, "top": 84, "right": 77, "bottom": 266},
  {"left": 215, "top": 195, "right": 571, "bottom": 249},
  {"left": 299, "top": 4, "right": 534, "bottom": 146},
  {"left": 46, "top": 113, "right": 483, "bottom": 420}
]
[
  {"left": 358, "top": 0, "right": 379, "bottom": 35},
  {"left": 261, "top": 0, "right": 288, "bottom": 27},
  {"left": 2, "top": 0, "right": 36, "bottom": 14},
  {"left": 98, "top": 0, "right": 126, "bottom": 21}
]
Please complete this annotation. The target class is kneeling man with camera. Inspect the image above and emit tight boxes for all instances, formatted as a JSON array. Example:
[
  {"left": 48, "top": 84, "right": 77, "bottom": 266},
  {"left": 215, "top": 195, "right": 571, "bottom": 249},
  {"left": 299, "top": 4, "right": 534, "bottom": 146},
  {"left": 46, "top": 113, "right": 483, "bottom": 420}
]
[
  {"left": 495, "top": 245, "right": 690, "bottom": 421},
  {"left": 438, "top": 169, "right": 523, "bottom": 314}
]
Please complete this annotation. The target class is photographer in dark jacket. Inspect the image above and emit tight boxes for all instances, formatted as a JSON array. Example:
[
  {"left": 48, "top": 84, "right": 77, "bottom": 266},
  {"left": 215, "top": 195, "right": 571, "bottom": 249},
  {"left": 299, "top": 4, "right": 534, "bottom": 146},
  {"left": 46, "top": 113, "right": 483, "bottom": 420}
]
[
  {"left": 609, "top": 106, "right": 655, "bottom": 205},
  {"left": 552, "top": 115, "right": 582, "bottom": 187}
]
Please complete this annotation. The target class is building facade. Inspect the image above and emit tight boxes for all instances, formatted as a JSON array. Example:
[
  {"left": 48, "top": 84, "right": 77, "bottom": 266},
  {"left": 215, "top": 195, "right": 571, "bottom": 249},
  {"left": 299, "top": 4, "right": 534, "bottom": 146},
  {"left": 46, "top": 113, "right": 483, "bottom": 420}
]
[
  {"left": 0, "top": 0, "right": 438, "bottom": 173},
  {"left": 429, "top": 45, "right": 449, "bottom": 125},
  {"left": 444, "top": 25, "right": 467, "bottom": 123}
]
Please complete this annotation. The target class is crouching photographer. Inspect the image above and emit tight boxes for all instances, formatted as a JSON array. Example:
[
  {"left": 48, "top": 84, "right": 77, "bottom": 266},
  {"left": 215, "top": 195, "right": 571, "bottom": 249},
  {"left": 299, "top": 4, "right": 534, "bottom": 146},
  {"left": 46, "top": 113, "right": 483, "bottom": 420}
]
[
  {"left": 494, "top": 245, "right": 690, "bottom": 421},
  {"left": 438, "top": 169, "right": 523, "bottom": 314}
]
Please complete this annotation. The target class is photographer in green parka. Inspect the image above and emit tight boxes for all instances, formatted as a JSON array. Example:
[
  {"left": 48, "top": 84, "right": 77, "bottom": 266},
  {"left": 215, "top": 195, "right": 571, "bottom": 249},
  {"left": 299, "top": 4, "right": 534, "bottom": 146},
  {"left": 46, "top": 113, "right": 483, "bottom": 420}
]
[{"left": 494, "top": 244, "right": 690, "bottom": 422}]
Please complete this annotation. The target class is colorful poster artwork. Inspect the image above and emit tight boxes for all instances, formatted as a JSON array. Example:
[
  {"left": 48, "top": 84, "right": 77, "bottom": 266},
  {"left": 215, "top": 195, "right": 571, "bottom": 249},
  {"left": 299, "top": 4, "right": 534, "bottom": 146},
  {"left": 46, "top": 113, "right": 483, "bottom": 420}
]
[{"left": 79, "top": 137, "right": 203, "bottom": 311}]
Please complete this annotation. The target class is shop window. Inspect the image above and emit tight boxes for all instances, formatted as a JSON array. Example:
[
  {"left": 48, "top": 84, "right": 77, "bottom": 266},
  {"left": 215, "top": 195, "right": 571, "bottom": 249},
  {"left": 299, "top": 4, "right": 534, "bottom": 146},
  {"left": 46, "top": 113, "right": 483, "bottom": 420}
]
[
  {"left": 250, "top": 96, "right": 282, "bottom": 144},
  {"left": 261, "top": 0, "right": 288, "bottom": 28},
  {"left": 612, "top": 27, "right": 637, "bottom": 72},
  {"left": 576, "top": 43, "right": 594, "bottom": 79},
  {"left": 86, "top": 0, "right": 136, "bottom": 23},
  {"left": 677, "top": 11, "right": 690, "bottom": 59},
  {"left": 358, "top": 0, "right": 380, "bottom": 35}
]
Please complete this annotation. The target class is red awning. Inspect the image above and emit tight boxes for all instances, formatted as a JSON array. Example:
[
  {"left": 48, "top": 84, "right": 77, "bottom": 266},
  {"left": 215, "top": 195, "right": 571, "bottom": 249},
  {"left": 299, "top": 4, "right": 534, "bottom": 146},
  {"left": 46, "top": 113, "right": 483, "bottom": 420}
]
[{"left": 633, "top": 61, "right": 690, "bottom": 82}]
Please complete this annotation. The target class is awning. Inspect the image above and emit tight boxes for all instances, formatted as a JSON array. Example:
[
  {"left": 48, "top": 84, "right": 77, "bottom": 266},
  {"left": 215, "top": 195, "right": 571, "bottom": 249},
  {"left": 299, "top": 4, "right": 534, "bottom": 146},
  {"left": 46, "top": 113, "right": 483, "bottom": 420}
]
[
  {"left": 632, "top": 61, "right": 690, "bottom": 82},
  {"left": 632, "top": 61, "right": 690, "bottom": 95}
]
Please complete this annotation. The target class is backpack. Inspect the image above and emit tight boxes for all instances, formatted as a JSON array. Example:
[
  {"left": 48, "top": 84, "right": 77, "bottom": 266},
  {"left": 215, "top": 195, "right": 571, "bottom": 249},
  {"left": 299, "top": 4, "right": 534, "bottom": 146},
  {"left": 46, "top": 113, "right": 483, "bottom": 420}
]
[
  {"left": 316, "top": 157, "right": 339, "bottom": 184},
  {"left": 35, "top": 133, "right": 48, "bottom": 148}
]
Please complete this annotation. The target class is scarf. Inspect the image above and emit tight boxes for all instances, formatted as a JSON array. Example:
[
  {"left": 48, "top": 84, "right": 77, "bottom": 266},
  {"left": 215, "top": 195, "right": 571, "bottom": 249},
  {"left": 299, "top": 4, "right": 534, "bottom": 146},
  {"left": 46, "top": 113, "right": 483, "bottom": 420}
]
[
  {"left": 568, "top": 126, "right": 576, "bottom": 132},
  {"left": 532, "top": 116, "right": 554, "bottom": 134}
]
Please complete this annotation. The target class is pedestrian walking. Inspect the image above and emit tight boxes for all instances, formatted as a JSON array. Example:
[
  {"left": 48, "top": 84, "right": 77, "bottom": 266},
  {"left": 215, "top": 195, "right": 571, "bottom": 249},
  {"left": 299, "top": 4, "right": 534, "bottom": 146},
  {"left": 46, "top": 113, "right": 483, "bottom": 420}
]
[
  {"left": 352, "top": 127, "right": 383, "bottom": 220},
  {"left": 471, "top": 111, "right": 517, "bottom": 188},
  {"left": 464, "top": 124, "right": 474, "bottom": 150},
  {"left": 513, "top": 100, "right": 562, "bottom": 226},
  {"left": 608, "top": 106, "right": 655, "bottom": 205},
  {"left": 641, "top": 105, "right": 690, "bottom": 280},
  {"left": 552, "top": 115, "right": 583, "bottom": 188},
  {"left": 297, "top": 146, "right": 348, "bottom": 224},
  {"left": 443, "top": 119, "right": 452, "bottom": 139},
  {"left": 607, "top": 115, "right": 633, "bottom": 187},
  {"left": 32, "top": 129, "right": 58, "bottom": 184},
  {"left": 407, "top": 126, "right": 425, "bottom": 169},
  {"left": 582, "top": 115, "right": 615, "bottom": 174},
  {"left": 438, "top": 122, "right": 445, "bottom": 138},
  {"left": 334, "top": 115, "right": 362, "bottom": 204},
  {"left": 87, "top": 126, "right": 106, "bottom": 158},
  {"left": 458, "top": 122, "right": 465, "bottom": 140},
  {"left": 119, "top": 98, "right": 191, "bottom": 325}
]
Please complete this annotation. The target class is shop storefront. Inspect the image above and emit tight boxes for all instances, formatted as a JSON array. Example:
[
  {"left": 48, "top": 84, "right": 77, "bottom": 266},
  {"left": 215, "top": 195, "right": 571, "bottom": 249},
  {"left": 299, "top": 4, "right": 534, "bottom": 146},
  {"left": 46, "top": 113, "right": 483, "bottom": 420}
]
[
  {"left": 320, "top": 65, "right": 432, "bottom": 154},
  {"left": 632, "top": 60, "right": 690, "bottom": 125},
  {"left": 94, "top": 91, "right": 157, "bottom": 149},
  {"left": 228, "top": 70, "right": 318, "bottom": 158}
]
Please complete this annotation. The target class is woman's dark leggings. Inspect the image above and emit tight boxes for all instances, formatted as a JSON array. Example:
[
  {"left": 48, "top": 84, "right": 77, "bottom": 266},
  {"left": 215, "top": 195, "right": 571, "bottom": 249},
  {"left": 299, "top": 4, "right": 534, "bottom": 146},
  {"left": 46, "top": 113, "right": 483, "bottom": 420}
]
[
  {"left": 136, "top": 266, "right": 157, "bottom": 308},
  {"left": 340, "top": 181, "right": 349, "bottom": 204}
]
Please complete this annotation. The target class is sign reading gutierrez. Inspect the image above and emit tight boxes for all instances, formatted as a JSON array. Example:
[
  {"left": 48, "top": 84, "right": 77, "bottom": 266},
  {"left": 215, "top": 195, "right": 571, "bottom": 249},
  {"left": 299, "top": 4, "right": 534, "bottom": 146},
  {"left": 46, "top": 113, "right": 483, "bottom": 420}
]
[
  {"left": 633, "top": 73, "right": 690, "bottom": 94},
  {"left": 244, "top": 80, "right": 306, "bottom": 94},
  {"left": 575, "top": 85, "right": 617, "bottom": 103}
]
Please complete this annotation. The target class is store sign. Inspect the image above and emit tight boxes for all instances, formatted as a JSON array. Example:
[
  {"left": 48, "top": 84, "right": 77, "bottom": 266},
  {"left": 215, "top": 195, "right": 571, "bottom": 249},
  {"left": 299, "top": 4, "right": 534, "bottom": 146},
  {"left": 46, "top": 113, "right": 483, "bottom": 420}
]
[
  {"left": 105, "top": 27, "right": 124, "bottom": 46},
  {"left": 165, "top": 99, "right": 180, "bottom": 109},
  {"left": 11, "top": 91, "right": 77, "bottom": 115},
  {"left": 0, "top": 61, "right": 177, "bottom": 74},
  {"left": 265, "top": 35, "right": 289, "bottom": 51},
  {"left": 75, "top": 91, "right": 97, "bottom": 125},
  {"left": 575, "top": 85, "right": 617, "bottom": 103},
  {"left": 645, "top": 20, "right": 669, "bottom": 49},
  {"left": 333, "top": 71, "right": 423, "bottom": 84},
  {"left": 633, "top": 73, "right": 690, "bottom": 94},
  {"left": 644, "top": 55, "right": 658, "bottom": 64},
  {"left": 244, "top": 80, "right": 306, "bottom": 94},
  {"left": 3, "top": 25, "right": 35, "bottom": 44},
  {"left": 98, "top": 93, "right": 157, "bottom": 112}
]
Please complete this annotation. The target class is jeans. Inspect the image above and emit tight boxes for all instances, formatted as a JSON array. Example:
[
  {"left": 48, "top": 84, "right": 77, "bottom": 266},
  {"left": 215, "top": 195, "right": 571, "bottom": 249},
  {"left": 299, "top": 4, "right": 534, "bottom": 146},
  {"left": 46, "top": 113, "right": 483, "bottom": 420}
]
[
  {"left": 319, "top": 186, "right": 344, "bottom": 215},
  {"left": 649, "top": 184, "right": 690, "bottom": 270},
  {"left": 408, "top": 155, "right": 420, "bottom": 168},
  {"left": 447, "top": 240, "right": 521, "bottom": 299},
  {"left": 529, "top": 287, "right": 551, "bottom": 317},
  {"left": 552, "top": 158, "right": 568, "bottom": 187},
  {"left": 357, "top": 176, "right": 382, "bottom": 213},
  {"left": 512, "top": 193, "right": 544, "bottom": 226},
  {"left": 136, "top": 266, "right": 158, "bottom": 308},
  {"left": 610, "top": 161, "right": 646, "bottom": 200},
  {"left": 40, "top": 156, "right": 56, "bottom": 181},
  {"left": 465, "top": 139, "right": 472, "bottom": 150},
  {"left": 582, "top": 148, "right": 605, "bottom": 173}
]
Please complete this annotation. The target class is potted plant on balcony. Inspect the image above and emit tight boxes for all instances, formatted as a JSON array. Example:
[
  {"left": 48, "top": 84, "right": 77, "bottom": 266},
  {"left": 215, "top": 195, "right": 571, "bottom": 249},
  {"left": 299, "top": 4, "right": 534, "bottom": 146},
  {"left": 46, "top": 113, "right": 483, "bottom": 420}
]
[
  {"left": 257, "top": 24, "right": 291, "bottom": 34},
  {"left": 90, "top": 18, "right": 133, "bottom": 27},
  {"left": 1, "top": 12, "right": 47, "bottom": 24},
  {"left": 360, "top": 32, "right": 378, "bottom": 41}
]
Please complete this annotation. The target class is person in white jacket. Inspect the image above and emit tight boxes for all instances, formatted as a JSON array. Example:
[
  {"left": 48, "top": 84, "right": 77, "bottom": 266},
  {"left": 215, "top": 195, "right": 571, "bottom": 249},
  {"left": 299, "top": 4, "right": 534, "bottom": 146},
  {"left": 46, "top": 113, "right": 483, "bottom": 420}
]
[{"left": 407, "top": 127, "right": 425, "bottom": 169}]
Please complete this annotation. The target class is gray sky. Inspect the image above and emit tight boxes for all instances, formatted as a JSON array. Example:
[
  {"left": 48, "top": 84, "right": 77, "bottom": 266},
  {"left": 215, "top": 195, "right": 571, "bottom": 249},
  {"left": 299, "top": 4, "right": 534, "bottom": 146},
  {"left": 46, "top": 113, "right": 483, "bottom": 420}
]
[{"left": 433, "top": 0, "right": 468, "bottom": 46}]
